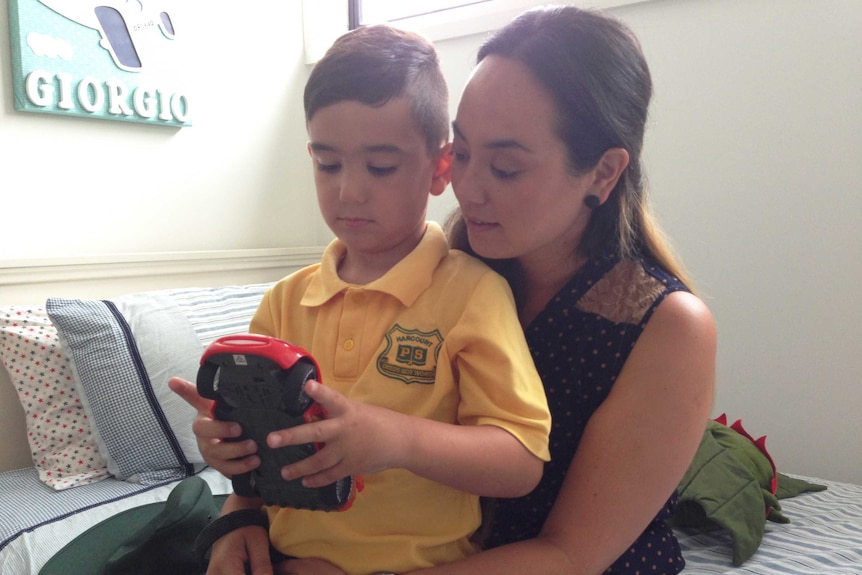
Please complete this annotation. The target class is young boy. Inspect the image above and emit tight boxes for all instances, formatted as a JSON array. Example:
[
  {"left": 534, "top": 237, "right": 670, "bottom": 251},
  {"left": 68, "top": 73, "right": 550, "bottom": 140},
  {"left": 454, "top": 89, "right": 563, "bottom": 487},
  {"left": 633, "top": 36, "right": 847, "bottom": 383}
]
[{"left": 184, "top": 24, "right": 550, "bottom": 575}]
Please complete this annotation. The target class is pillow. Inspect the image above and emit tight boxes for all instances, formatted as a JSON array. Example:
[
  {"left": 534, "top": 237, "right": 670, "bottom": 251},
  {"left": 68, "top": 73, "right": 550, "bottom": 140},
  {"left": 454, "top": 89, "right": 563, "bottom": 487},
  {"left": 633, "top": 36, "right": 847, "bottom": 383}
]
[
  {"left": 46, "top": 283, "right": 271, "bottom": 485},
  {"left": 0, "top": 305, "right": 110, "bottom": 490}
]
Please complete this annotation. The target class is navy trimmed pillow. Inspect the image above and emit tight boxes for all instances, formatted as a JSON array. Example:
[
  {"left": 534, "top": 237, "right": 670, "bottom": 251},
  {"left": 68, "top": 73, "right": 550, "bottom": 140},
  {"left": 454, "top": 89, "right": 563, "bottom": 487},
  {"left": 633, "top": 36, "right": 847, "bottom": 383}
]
[{"left": 46, "top": 284, "right": 271, "bottom": 484}]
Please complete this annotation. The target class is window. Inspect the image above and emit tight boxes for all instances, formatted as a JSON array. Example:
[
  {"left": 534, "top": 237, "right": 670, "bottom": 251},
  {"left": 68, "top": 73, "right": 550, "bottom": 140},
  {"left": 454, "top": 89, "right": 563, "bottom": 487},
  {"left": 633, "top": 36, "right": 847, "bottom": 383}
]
[
  {"left": 349, "top": 0, "right": 652, "bottom": 40},
  {"left": 351, "top": 1, "right": 494, "bottom": 28},
  {"left": 302, "top": 0, "right": 651, "bottom": 64},
  {"left": 349, "top": 1, "right": 555, "bottom": 41}
]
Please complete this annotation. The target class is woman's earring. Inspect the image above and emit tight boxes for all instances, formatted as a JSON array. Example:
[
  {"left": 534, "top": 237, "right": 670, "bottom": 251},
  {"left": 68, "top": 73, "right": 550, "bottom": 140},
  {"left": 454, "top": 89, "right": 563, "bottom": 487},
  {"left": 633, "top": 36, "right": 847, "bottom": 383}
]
[{"left": 584, "top": 195, "right": 600, "bottom": 209}]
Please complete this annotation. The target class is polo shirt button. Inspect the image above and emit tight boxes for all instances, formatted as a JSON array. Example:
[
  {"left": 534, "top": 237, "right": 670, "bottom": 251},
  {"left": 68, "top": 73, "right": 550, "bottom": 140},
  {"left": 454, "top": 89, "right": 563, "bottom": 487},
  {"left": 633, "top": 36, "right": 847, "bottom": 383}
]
[{"left": 343, "top": 339, "right": 355, "bottom": 351}]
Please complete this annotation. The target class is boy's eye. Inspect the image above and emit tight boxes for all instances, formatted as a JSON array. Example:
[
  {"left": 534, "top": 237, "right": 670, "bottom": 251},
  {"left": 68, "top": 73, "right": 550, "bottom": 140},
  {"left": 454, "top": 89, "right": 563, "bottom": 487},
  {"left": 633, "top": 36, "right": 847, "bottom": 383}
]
[
  {"left": 368, "top": 165, "right": 397, "bottom": 176},
  {"left": 316, "top": 162, "right": 340, "bottom": 174},
  {"left": 452, "top": 151, "right": 469, "bottom": 163}
]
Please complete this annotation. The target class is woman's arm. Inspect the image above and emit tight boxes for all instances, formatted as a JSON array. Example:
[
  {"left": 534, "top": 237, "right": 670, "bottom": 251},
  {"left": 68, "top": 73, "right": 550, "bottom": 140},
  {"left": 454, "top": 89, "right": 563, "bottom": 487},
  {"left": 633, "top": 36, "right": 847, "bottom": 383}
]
[
  {"left": 270, "top": 379, "right": 544, "bottom": 498},
  {"left": 205, "top": 493, "right": 273, "bottom": 575},
  {"left": 410, "top": 291, "right": 716, "bottom": 575}
]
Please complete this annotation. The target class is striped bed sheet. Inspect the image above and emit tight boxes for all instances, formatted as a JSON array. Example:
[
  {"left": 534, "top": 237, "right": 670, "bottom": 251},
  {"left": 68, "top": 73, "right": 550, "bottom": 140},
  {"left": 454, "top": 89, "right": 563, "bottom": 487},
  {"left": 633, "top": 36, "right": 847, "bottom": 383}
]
[
  {"left": 0, "top": 467, "right": 231, "bottom": 575},
  {"left": 0, "top": 469, "right": 859, "bottom": 574}
]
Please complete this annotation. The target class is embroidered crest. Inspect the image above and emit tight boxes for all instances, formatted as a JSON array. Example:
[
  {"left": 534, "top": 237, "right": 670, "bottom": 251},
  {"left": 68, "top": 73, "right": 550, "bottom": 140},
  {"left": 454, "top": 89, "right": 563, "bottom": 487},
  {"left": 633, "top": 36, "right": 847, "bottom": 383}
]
[{"left": 377, "top": 324, "right": 443, "bottom": 385}]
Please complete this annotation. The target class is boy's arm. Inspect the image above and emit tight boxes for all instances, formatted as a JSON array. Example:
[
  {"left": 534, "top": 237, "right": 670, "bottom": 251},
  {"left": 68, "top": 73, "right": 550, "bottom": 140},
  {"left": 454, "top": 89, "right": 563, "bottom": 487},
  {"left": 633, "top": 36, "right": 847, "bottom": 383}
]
[
  {"left": 268, "top": 380, "right": 543, "bottom": 498},
  {"left": 392, "top": 407, "right": 545, "bottom": 497}
]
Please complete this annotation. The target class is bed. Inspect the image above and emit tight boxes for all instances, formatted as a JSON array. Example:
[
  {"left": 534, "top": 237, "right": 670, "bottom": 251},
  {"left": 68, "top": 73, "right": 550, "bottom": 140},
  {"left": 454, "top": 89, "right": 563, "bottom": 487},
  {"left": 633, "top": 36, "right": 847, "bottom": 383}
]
[
  {"left": 0, "top": 467, "right": 232, "bottom": 573},
  {"left": 1, "top": 254, "right": 861, "bottom": 575},
  {"left": 1, "top": 469, "right": 859, "bottom": 575}
]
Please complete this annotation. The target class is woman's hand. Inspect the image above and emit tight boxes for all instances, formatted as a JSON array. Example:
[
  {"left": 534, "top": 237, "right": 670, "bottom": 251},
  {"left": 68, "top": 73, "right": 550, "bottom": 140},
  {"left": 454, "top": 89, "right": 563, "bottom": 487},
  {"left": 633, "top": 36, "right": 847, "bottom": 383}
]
[
  {"left": 168, "top": 377, "right": 261, "bottom": 477},
  {"left": 205, "top": 525, "right": 272, "bottom": 575}
]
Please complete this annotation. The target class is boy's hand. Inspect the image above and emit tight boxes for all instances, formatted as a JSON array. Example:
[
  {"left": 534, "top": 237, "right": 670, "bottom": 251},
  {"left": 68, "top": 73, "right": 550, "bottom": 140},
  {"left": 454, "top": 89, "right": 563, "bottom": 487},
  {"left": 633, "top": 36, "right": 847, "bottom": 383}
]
[
  {"left": 206, "top": 525, "right": 272, "bottom": 575},
  {"left": 266, "top": 380, "right": 407, "bottom": 487},
  {"left": 168, "top": 377, "right": 261, "bottom": 477}
]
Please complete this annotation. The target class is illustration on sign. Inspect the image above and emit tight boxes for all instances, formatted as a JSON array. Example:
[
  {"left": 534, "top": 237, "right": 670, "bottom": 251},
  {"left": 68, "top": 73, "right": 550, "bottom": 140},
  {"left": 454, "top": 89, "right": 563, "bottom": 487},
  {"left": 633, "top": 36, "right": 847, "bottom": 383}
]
[{"left": 8, "top": 0, "right": 191, "bottom": 126}]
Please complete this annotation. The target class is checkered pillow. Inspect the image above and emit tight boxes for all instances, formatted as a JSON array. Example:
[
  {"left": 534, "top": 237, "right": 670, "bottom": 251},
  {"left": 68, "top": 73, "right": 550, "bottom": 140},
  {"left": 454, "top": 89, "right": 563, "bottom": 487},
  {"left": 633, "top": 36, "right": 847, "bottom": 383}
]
[
  {"left": 46, "top": 284, "right": 271, "bottom": 485},
  {"left": 0, "top": 306, "right": 110, "bottom": 490}
]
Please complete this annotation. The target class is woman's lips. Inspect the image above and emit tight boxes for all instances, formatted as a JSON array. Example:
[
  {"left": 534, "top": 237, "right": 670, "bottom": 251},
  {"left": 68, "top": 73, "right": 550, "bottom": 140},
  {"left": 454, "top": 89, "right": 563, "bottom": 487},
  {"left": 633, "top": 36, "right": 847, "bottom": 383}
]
[{"left": 464, "top": 216, "right": 498, "bottom": 232}]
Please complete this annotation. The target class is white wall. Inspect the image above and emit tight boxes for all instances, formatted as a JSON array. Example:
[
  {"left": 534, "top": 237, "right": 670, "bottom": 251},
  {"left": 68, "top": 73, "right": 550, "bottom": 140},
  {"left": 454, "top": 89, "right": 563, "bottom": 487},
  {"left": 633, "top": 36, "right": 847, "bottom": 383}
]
[
  {"left": 624, "top": 0, "right": 862, "bottom": 485},
  {"left": 0, "top": 2, "right": 329, "bottom": 259},
  {"left": 1, "top": 0, "right": 860, "bottom": 483}
]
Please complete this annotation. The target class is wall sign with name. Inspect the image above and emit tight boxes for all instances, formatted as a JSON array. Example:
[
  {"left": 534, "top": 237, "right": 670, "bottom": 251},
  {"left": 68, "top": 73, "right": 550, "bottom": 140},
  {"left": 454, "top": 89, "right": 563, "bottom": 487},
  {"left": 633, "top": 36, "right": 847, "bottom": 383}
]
[{"left": 8, "top": 0, "right": 191, "bottom": 127}]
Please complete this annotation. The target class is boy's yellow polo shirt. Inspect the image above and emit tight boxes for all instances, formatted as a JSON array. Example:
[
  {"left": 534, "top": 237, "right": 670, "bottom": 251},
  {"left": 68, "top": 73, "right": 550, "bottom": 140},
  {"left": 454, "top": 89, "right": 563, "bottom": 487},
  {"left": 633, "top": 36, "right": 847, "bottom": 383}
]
[{"left": 250, "top": 222, "right": 550, "bottom": 575}]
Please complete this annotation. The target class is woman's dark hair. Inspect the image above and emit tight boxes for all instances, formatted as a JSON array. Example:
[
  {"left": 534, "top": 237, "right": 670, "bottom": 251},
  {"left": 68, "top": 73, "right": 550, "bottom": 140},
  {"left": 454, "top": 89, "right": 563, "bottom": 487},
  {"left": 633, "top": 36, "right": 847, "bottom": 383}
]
[
  {"left": 447, "top": 6, "right": 692, "bottom": 291},
  {"left": 304, "top": 24, "right": 449, "bottom": 155}
]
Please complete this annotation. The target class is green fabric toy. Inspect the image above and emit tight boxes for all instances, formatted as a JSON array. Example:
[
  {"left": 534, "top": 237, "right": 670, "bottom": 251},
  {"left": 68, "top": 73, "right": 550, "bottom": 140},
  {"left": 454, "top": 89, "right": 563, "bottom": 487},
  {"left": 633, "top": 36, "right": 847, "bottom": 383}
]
[
  {"left": 40, "top": 476, "right": 229, "bottom": 575},
  {"left": 673, "top": 414, "right": 826, "bottom": 566}
]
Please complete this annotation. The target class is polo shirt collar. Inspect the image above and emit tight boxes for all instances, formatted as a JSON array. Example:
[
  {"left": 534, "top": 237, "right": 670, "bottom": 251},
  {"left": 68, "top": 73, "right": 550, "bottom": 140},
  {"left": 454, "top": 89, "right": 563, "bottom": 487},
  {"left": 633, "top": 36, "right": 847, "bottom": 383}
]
[{"left": 301, "top": 222, "right": 449, "bottom": 308}]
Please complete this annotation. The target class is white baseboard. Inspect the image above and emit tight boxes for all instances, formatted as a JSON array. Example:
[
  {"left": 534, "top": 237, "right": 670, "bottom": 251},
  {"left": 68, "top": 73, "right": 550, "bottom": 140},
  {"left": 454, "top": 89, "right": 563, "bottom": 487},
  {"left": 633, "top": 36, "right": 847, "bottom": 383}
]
[
  {"left": 0, "top": 247, "right": 324, "bottom": 285},
  {"left": 0, "top": 247, "right": 325, "bottom": 305}
]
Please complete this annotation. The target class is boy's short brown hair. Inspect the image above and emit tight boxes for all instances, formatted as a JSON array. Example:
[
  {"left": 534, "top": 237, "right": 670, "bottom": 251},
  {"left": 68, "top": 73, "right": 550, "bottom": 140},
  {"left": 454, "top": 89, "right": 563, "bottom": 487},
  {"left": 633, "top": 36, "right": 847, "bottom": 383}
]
[{"left": 304, "top": 24, "right": 449, "bottom": 155}]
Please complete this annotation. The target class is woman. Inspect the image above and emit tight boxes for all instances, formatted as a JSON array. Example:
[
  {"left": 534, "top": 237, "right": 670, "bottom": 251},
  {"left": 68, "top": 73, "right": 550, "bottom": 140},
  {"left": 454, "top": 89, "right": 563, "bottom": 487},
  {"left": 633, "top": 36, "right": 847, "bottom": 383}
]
[
  {"left": 174, "top": 6, "right": 715, "bottom": 574},
  {"left": 410, "top": 6, "right": 715, "bottom": 574}
]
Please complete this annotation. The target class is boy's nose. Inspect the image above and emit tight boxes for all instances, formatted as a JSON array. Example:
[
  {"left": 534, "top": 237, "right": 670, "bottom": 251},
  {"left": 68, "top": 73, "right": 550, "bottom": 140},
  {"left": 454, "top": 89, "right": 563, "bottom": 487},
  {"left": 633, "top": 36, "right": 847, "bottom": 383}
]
[{"left": 338, "top": 173, "right": 367, "bottom": 204}]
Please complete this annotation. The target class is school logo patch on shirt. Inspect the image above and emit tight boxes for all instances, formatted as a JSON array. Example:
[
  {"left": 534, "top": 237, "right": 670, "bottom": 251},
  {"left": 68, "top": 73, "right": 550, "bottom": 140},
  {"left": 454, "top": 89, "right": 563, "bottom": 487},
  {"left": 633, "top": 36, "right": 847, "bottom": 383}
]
[{"left": 377, "top": 324, "right": 442, "bottom": 385}]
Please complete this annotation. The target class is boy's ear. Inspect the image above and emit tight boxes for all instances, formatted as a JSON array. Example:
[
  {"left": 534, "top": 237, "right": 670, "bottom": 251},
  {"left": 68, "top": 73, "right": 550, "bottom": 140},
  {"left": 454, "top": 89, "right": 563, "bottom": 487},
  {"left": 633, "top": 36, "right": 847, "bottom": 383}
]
[
  {"left": 307, "top": 141, "right": 313, "bottom": 157},
  {"left": 430, "top": 143, "right": 453, "bottom": 197}
]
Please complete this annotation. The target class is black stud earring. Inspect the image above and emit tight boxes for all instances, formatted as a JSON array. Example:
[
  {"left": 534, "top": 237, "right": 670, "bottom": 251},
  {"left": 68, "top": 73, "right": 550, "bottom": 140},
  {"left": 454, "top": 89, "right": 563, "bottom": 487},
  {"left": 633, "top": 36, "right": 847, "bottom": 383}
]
[{"left": 584, "top": 195, "right": 600, "bottom": 209}]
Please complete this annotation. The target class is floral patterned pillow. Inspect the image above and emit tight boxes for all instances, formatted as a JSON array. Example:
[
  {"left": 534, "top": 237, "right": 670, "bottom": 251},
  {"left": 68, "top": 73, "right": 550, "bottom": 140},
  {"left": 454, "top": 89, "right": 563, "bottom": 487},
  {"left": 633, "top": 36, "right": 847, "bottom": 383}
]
[{"left": 0, "top": 306, "right": 109, "bottom": 489}]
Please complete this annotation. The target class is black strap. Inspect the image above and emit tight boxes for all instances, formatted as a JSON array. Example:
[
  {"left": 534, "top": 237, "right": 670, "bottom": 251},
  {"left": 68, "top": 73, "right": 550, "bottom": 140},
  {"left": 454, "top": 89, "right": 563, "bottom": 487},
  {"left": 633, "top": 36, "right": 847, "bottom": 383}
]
[{"left": 193, "top": 508, "right": 269, "bottom": 567}]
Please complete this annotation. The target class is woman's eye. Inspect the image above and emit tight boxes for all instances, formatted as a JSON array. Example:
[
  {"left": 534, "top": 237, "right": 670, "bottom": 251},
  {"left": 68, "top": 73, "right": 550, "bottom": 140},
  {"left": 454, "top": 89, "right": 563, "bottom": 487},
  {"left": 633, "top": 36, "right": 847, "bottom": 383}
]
[
  {"left": 453, "top": 151, "right": 469, "bottom": 163},
  {"left": 491, "top": 166, "right": 521, "bottom": 180},
  {"left": 368, "top": 165, "right": 397, "bottom": 176},
  {"left": 316, "top": 162, "right": 340, "bottom": 174}
]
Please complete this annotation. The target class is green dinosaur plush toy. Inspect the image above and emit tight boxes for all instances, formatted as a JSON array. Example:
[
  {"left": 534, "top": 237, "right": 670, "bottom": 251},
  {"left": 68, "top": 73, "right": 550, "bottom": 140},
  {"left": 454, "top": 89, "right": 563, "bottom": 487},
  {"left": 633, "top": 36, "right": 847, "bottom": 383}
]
[{"left": 673, "top": 414, "right": 826, "bottom": 566}]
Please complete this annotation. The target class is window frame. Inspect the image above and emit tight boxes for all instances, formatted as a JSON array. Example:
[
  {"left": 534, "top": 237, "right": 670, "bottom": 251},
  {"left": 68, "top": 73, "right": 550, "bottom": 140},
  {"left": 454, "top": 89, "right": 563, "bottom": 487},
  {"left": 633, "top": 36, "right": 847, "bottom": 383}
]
[
  {"left": 302, "top": 0, "right": 653, "bottom": 64},
  {"left": 350, "top": 0, "right": 651, "bottom": 40}
]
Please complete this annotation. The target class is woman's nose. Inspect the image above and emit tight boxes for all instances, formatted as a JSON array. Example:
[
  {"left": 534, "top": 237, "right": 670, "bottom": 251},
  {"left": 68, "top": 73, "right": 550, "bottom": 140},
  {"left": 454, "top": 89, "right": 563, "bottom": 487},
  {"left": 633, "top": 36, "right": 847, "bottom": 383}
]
[{"left": 451, "top": 164, "right": 485, "bottom": 205}]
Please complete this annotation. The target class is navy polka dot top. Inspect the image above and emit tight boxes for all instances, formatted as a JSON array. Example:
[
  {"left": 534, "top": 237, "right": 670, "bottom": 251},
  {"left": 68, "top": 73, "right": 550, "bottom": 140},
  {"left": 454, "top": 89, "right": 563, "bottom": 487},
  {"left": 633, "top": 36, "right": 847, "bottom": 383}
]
[{"left": 485, "top": 253, "right": 688, "bottom": 575}]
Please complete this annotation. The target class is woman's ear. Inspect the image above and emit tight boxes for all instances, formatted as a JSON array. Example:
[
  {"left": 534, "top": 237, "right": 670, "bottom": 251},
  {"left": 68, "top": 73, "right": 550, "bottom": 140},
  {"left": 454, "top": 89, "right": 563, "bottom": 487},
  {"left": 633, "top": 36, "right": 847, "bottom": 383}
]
[
  {"left": 590, "top": 147, "right": 630, "bottom": 203},
  {"left": 430, "top": 143, "right": 453, "bottom": 197}
]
